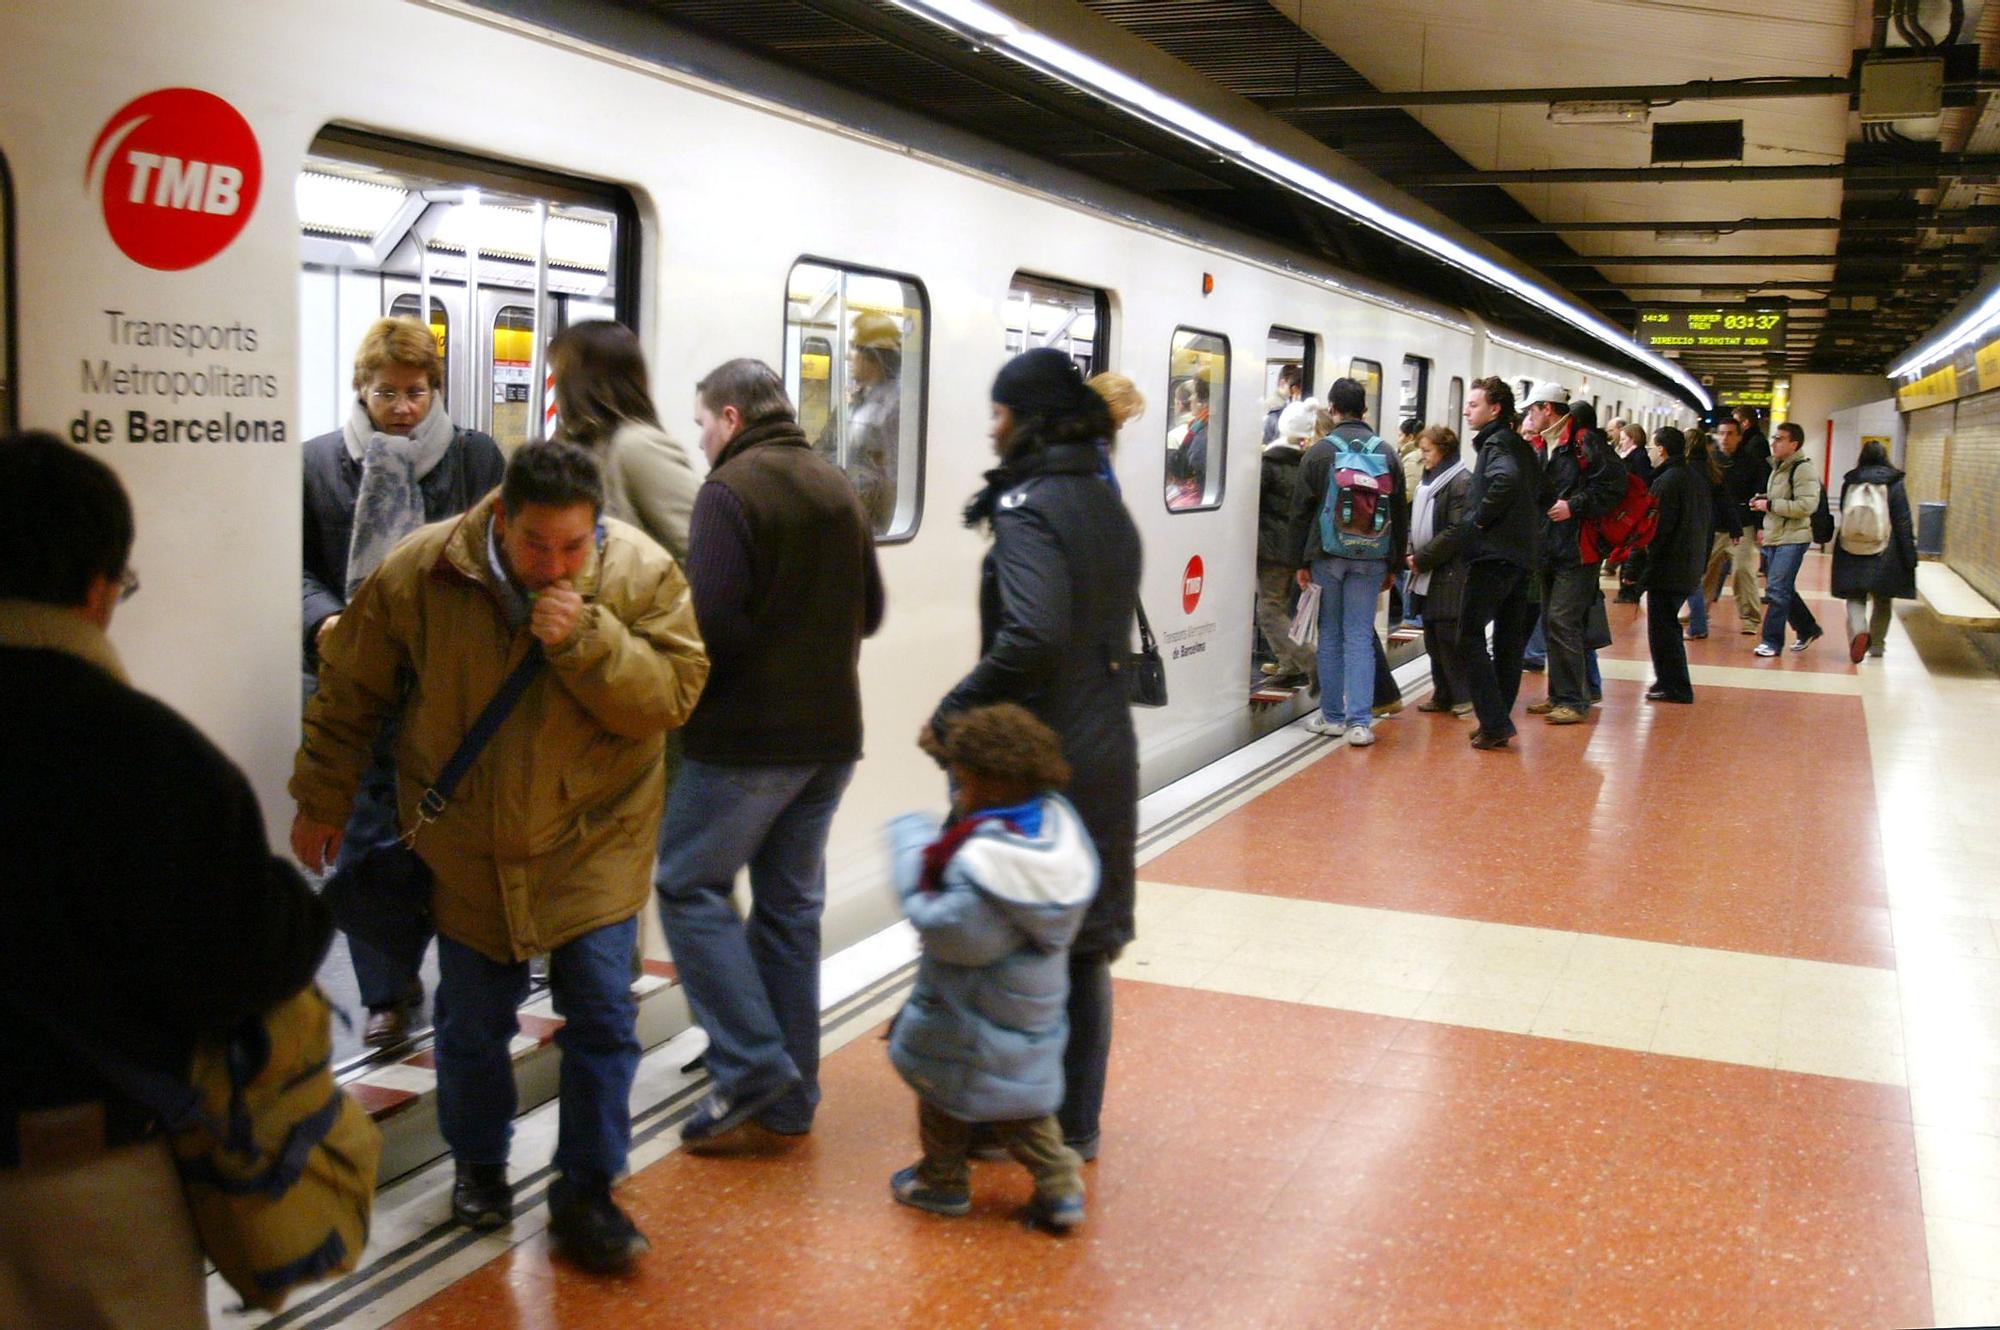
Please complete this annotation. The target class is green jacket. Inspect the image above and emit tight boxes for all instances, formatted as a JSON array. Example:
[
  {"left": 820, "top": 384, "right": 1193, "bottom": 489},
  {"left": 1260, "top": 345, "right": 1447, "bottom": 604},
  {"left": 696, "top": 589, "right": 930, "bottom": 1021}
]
[{"left": 1762, "top": 452, "right": 1822, "bottom": 547}]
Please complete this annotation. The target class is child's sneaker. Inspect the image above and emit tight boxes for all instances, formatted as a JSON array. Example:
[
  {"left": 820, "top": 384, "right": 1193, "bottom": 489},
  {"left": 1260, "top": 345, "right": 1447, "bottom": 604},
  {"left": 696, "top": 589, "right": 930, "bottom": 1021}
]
[
  {"left": 1028, "top": 1191, "right": 1085, "bottom": 1231},
  {"left": 891, "top": 1166, "right": 970, "bottom": 1216}
]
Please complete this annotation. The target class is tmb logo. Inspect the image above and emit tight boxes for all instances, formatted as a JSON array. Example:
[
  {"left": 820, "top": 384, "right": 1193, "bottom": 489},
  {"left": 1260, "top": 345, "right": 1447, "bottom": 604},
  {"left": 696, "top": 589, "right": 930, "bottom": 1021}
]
[
  {"left": 86, "top": 88, "right": 261, "bottom": 271},
  {"left": 1181, "top": 554, "right": 1205, "bottom": 615}
]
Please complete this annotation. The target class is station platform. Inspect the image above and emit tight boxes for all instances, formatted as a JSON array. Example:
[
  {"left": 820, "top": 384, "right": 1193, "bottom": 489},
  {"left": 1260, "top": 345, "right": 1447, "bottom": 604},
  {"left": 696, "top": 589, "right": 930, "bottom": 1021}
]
[{"left": 220, "top": 553, "right": 2000, "bottom": 1330}]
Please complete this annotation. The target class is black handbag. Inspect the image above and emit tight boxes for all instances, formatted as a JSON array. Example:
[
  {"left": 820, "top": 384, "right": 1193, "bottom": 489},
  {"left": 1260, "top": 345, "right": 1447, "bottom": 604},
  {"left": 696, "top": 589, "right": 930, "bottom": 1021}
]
[
  {"left": 1585, "top": 590, "right": 1614, "bottom": 651},
  {"left": 322, "top": 644, "right": 546, "bottom": 976},
  {"left": 1127, "top": 601, "right": 1169, "bottom": 708}
]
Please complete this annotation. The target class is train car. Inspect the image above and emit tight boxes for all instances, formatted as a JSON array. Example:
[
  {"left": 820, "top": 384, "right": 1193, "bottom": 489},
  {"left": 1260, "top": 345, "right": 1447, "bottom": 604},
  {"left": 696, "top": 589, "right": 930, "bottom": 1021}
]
[{"left": 0, "top": 0, "right": 1688, "bottom": 1005}]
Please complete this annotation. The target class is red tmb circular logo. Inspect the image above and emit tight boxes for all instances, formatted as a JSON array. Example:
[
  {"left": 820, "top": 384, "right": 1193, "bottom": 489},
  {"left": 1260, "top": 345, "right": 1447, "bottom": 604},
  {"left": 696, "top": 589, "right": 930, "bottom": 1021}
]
[
  {"left": 1181, "top": 555, "right": 1205, "bottom": 615},
  {"left": 86, "top": 88, "right": 262, "bottom": 271}
]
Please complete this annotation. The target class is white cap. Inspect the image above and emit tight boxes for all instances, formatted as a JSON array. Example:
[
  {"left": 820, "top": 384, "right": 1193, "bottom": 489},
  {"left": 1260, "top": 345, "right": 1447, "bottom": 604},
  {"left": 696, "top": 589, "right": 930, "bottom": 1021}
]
[
  {"left": 1277, "top": 398, "right": 1320, "bottom": 441},
  {"left": 1523, "top": 380, "right": 1571, "bottom": 410}
]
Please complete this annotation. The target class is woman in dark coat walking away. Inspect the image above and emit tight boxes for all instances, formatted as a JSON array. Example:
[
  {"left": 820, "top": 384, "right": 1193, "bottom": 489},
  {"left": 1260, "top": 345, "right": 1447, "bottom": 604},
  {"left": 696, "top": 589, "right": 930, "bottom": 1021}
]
[
  {"left": 1406, "top": 426, "right": 1474, "bottom": 715},
  {"left": 1641, "top": 427, "right": 1710, "bottom": 704},
  {"left": 928, "top": 347, "right": 1142, "bottom": 1161},
  {"left": 1830, "top": 439, "right": 1918, "bottom": 662}
]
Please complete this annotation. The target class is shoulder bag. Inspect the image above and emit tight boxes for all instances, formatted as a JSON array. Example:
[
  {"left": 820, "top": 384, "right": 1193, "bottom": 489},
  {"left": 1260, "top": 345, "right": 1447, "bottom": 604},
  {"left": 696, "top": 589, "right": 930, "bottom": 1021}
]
[{"left": 1127, "top": 601, "right": 1169, "bottom": 708}]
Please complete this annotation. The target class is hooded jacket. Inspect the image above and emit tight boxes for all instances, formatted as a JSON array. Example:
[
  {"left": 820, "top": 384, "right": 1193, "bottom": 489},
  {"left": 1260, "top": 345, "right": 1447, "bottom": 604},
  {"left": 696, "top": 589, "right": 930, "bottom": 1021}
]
[
  {"left": 1462, "top": 420, "right": 1540, "bottom": 570},
  {"left": 291, "top": 492, "right": 709, "bottom": 963},
  {"left": 1830, "top": 462, "right": 1918, "bottom": 600},
  {"left": 886, "top": 797, "right": 1098, "bottom": 1122}
]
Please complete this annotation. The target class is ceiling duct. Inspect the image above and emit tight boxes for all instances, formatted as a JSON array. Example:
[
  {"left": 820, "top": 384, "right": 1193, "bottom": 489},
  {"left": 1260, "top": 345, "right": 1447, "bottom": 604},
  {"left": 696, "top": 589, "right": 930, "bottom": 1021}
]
[{"left": 1651, "top": 120, "right": 1746, "bottom": 163}]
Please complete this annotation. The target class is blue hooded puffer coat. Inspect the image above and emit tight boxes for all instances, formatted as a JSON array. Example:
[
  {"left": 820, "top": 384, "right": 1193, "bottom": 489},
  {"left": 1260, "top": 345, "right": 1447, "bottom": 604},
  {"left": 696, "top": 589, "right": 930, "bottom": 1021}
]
[{"left": 886, "top": 795, "right": 1099, "bottom": 1123}]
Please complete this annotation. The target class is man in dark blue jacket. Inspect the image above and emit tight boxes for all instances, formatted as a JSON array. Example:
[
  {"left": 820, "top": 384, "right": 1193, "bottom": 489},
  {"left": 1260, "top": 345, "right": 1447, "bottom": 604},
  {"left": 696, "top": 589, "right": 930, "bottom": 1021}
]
[{"left": 1453, "top": 378, "right": 1542, "bottom": 750}]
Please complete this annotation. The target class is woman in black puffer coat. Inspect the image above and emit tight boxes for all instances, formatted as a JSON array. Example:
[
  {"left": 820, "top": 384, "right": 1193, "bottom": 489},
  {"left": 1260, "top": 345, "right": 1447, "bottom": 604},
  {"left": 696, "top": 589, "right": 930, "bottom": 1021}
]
[
  {"left": 1830, "top": 439, "right": 1918, "bottom": 662},
  {"left": 928, "top": 347, "right": 1142, "bottom": 1161}
]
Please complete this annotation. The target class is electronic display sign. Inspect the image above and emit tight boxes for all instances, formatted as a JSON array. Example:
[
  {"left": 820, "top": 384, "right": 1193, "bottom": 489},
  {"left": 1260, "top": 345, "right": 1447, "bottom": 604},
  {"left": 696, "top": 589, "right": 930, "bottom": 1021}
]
[{"left": 1636, "top": 308, "right": 1786, "bottom": 351}]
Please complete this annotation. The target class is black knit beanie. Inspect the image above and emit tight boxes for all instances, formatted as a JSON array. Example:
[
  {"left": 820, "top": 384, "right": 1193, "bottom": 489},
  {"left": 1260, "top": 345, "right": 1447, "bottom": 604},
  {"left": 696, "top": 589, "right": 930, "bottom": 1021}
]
[{"left": 991, "top": 347, "right": 1097, "bottom": 419}]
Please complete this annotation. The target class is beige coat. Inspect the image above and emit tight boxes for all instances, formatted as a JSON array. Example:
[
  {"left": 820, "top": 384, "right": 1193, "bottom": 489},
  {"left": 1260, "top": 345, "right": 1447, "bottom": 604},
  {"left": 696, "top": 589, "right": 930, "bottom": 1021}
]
[
  {"left": 598, "top": 421, "right": 699, "bottom": 564},
  {"left": 1762, "top": 452, "right": 1823, "bottom": 547},
  {"left": 292, "top": 493, "right": 708, "bottom": 963}
]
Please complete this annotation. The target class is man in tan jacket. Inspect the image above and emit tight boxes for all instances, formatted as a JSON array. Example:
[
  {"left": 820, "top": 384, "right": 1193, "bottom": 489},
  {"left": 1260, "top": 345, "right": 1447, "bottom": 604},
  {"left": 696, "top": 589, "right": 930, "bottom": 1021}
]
[{"left": 291, "top": 441, "right": 707, "bottom": 1273}]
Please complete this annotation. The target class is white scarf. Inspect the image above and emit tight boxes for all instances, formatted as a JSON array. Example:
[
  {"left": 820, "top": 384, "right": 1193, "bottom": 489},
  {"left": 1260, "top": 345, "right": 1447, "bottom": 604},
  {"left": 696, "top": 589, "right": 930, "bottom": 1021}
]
[
  {"left": 343, "top": 396, "right": 455, "bottom": 597},
  {"left": 1408, "top": 457, "right": 1467, "bottom": 596}
]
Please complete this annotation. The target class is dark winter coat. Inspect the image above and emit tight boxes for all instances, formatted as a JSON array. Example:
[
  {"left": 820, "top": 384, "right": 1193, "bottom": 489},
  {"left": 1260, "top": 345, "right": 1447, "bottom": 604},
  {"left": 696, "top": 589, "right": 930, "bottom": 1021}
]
[
  {"left": 934, "top": 442, "right": 1141, "bottom": 958},
  {"left": 1616, "top": 445, "right": 1656, "bottom": 491},
  {"left": 1703, "top": 455, "right": 1744, "bottom": 539},
  {"left": 1409, "top": 463, "right": 1474, "bottom": 621},
  {"left": 1, "top": 603, "right": 331, "bottom": 1133},
  {"left": 1830, "top": 463, "right": 1918, "bottom": 600},
  {"left": 1288, "top": 419, "right": 1410, "bottom": 568},
  {"left": 1539, "top": 425, "right": 1627, "bottom": 568},
  {"left": 1462, "top": 420, "right": 1540, "bottom": 570},
  {"left": 1717, "top": 446, "right": 1770, "bottom": 539},
  {"left": 1257, "top": 441, "right": 1306, "bottom": 564},
  {"left": 301, "top": 424, "right": 505, "bottom": 668},
  {"left": 1643, "top": 457, "right": 1711, "bottom": 595}
]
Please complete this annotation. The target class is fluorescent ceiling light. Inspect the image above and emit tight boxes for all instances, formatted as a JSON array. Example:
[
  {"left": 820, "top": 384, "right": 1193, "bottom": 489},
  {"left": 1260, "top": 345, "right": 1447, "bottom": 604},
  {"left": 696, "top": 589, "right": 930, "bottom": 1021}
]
[
  {"left": 1890, "top": 283, "right": 2000, "bottom": 378},
  {"left": 883, "top": 0, "right": 1710, "bottom": 409},
  {"left": 1549, "top": 100, "right": 1650, "bottom": 125},
  {"left": 1654, "top": 228, "right": 1722, "bottom": 245}
]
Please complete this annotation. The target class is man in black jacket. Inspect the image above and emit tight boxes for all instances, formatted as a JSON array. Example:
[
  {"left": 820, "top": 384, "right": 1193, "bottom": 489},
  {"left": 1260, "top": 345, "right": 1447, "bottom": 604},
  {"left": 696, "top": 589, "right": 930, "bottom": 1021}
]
[
  {"left": 1453, "top": 378, "right": 1542, "bottom": 750},
  {"left": 656, "top": 360, "right": 884, "bottom": 1146},
  {"left": 1707, "top": 417, "right": 1769, "bottom": 635},
  {"left": 0, "top": 432, "right": 331, "bottom": 1329},
  {"left": 1641, "top": 428, "right": 1711, "bottom": 704},
  {"left": 1526, "top": 386, "right": 1625, "bottom": 725}
]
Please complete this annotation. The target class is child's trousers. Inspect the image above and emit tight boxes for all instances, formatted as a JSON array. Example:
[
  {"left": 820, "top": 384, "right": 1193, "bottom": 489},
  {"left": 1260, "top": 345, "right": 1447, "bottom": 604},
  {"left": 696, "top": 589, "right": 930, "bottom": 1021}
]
[{"left": 916, "top": 1100, "right": 1083, "bottom": 1199}]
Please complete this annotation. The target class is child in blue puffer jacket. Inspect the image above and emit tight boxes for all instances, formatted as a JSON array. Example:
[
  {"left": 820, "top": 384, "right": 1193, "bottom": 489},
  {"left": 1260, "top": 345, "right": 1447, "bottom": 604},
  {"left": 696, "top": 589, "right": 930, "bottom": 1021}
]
[{"left": 885, "top": 703, "right": 1099, "bottom": 1231}]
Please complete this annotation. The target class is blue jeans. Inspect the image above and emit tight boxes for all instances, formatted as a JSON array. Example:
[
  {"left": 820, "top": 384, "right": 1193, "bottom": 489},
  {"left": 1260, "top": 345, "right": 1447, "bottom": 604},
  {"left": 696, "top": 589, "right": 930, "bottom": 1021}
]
[
  {"left": 434, "top": 917, "right": 640, "bottom": 1187},
  {"left": 334, "top": 747, "right": 430, "bottom": 1010},
  {"left": 1588, "top": 648, "right": 1602, "bottom": 695},
  {"left": 1687, "top": 586, "right": 1710, "bottom": 636},
  {"left": 1524, "top": 609, "right": 1547, "bottom": 665},
  {"left": 655, "top": 759, "right": 855, "bottom": 1132},
  {"left": 1760, "top": 541, "right": 1821, "bottom": 649},
  {"left": 1312, "top": 557, "right": 1387, "bottom": 727}
]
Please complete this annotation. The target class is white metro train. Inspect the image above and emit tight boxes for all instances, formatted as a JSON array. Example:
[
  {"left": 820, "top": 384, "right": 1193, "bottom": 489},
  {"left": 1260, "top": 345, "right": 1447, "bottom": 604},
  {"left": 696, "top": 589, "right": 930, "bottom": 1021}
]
[{"left": 0, "top": 1, "right": 1688, "bottom": 967}]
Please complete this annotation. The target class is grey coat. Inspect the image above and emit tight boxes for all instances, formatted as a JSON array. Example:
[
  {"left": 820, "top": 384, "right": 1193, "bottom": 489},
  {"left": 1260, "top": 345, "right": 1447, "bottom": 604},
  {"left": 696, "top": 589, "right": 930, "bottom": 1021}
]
[
  {"left": 887, "top": 798, "right": 1098, "bottom": 1122},
  {"left": 1409, "top": 464, "right": 1473, "bottom": 621}
]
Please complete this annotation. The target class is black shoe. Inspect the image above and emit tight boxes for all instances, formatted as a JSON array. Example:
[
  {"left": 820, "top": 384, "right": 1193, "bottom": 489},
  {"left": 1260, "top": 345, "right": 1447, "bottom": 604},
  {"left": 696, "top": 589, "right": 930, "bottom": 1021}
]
[
  {"left": 681, "top": 1077, "right": 800, "bottom": 1143},
  {"left": 1469, "top": 728, "right": 1512, "bottom": 750},
  {"left": 451, "top": 1162, "right": 513, "bottom": 1229},
  {"left": 548, "top": 1176, "right": 651, "bottom": 1274}
]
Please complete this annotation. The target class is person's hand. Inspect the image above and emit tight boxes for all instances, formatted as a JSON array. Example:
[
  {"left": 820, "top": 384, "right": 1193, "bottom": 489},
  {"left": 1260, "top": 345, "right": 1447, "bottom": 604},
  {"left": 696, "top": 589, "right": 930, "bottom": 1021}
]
[
  {"left": 1749, "top": 497, "right": 1769, "bottom": 513},
  {"left": 315, "top": 614, "right": 340, "bottom": 653},
  {"left": 1548, "top": 498, "right": 1573, "bottom": 522},
  {"left": 531, "top": 581, "right": 585, "bottom": 647},
  {"left": 1405, "top": 555, "right": 1417, "bottom": 571},
  {"left": 291, "top": 813, "right": 344, "bottom": 874},
  {"left": 1295, "top": 568, "right": 1312, "bottom": 590}
]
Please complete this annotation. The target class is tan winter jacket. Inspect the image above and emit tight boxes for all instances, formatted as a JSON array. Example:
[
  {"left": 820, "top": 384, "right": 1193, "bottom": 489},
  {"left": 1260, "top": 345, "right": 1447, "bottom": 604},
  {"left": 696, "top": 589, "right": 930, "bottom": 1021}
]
[
  {"left": 1762, "top": 452, "right": 1823, "bottom": 547},
  {"left": 291, "top": 493, "right": 708, "bottom": 963}
]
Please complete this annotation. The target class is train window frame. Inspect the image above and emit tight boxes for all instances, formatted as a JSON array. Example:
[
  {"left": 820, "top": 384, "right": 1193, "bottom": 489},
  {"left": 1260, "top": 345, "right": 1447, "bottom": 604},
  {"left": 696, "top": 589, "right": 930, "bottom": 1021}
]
[
  {"left": 387, "top": 294, "right": 451, "bottom": 409},
  {"left": 1165, "top": 326, "right": 1230, "bottom": 514},
  {"left": 1447, "top": 376, "right": 1465, "bottom": 432},
  {"left": 0, "top": 148, "right": 13, "bottom": 433},
  {"left": 783, "top": 255, "right": 930, "bottom": 545},
  {"left": 1263, "top": 326, "right": 1316, "bottom": 433},
  {"left": 1399, "top": 355, "right": 1431, "bottom": 429},
  {"left": 1006, "top": 272, "right": 1109, "bottom": 376},
  {"left": 1347, "top": 357, "right": 1384, "bottom": 431},
  {"left": 490, "top": 303, "right": 538, "bottom": 451}
]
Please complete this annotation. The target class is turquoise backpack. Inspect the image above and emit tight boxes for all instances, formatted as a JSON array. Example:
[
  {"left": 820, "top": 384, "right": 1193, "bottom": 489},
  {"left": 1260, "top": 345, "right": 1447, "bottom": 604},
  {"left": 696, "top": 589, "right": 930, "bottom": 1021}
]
[{"left": 1317, "top": 433, "right": 1396, "bottom": 559}]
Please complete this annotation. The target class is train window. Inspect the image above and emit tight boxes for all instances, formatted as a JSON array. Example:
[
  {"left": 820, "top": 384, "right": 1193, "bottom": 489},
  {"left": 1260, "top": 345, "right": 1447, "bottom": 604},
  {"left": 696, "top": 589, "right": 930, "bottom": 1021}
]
[
  {"left": 785, "top": 259, "right": 927, "bottom": 542},
  {"left": 1347, "top": 357, "right": 1383, "bottom": 430},
  {"left": 0, "top": 150, "right": 11, "bottom": 432},
  {"left": 1447, "top": 376, "right": 1465, "bottom": 431},
  {"left": 1263, "top": 327, "right": 1313, "bottom": 441},
  {"left": 1518, "top": 379, "right": 1534, "bottom": 406},
  {"left": 1399, "top": 355, "right": 1430, "bottom": 428},
  {"left": 1006, "top": 273, "right": 1107, "bottom": 375},
  {"left": 1166, "top": 328, "right": 1229, "bottom": 512},
  {"left": 296, "top": 127, "right": 636, "bottom": 447}
]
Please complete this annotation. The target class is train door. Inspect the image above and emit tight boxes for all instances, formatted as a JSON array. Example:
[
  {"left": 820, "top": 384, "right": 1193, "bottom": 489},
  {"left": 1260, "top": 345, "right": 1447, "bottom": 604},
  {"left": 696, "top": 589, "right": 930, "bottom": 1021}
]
[
  {"left": 1252, "top": 328, "right": 1315, "bottom": 688},
  {"left": 1005, "top": 273, "right": 1107, "bottom": 376}
]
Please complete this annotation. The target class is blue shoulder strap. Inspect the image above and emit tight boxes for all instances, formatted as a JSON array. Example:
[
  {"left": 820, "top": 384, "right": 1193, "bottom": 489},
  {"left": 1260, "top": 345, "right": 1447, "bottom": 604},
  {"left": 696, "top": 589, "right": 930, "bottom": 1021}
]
[{"left": 409, "top": 643, "right": 546, "bottom": 831}]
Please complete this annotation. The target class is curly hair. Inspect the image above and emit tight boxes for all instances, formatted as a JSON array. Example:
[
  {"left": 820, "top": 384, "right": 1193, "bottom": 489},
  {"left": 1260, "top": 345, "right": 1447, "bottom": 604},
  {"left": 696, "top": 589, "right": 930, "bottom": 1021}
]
[{"left": 940, "top": 704, "right": 1071, "bottom": 792}]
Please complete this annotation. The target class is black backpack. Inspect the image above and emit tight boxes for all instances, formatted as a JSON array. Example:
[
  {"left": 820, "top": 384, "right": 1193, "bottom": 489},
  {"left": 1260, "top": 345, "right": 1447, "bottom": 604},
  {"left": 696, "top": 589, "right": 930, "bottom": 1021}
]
[{"left": 1809, "top": 470, "right": 1834, "bottom": 545}]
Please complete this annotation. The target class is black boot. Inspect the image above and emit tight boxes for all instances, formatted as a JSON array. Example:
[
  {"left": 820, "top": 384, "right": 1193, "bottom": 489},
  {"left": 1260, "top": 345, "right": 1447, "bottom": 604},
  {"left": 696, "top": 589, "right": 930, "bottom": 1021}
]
[
  {"left": 549, "top": 1176, "right": 651, "bottom": 1274},
  {"left": 451, "top": 1162, "right": 513, "bottom": 1229}
]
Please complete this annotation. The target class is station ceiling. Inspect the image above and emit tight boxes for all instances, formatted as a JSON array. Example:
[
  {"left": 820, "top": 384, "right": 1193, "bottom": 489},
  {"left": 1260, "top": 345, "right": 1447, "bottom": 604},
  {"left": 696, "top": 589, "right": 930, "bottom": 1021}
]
[{"left": 549, "top": 0, "right": 2000, "bottom": 401}]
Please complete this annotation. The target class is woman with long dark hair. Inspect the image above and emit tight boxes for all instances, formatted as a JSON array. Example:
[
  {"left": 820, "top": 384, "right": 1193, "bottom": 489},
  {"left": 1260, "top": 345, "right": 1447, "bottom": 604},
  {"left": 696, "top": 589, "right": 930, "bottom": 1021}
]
[
  {"left": 548, "top": 321, "right": 700, "bottom": 561},
  {"left": 927, "top": 347, "right": 1142, "bottom": 1162}
]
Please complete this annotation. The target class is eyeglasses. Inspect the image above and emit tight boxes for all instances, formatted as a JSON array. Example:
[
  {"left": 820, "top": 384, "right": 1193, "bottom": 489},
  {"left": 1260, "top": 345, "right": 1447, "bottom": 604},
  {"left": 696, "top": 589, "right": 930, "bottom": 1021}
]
[
  {"left": 117, "top": 567, "right": 140, "bottom": 603},
  {"left": 367, "top": 387, "right": 434, "bottom": 406}
]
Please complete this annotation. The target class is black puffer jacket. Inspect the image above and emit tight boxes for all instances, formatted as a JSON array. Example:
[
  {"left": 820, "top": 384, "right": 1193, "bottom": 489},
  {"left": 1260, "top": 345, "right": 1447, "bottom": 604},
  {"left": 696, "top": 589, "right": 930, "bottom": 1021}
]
[
  {"left": 1830, "top": 463, "right": 1918, "bottom": 600},
  {"left": 933, "top": 442, "right": 1142, "bottom": 957},
  {"left": 1409, "top": 463, "right": 1473, "bottom": 621},
  {"left": 1462, "top": 421, "right": 1540, "bottom": 570},
  {"left": 1539, "top": 426, "right": 1627, "bottom": 567},
  {"left": 1257, "top": 441, "right": 1306, "bottom": 564},
  {"left": 301, "top": 425, "right": 505, "bottom": 667},
  {"left": 1716, "top": 446, "right": 1769, "bottom": 539},
  {"left": 1643, "top": 457, "right": 1712, "bottom": 595}
]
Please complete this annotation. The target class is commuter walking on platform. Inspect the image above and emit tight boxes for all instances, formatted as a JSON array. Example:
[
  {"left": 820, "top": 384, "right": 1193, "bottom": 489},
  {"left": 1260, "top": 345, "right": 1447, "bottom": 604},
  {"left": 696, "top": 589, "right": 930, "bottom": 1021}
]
[
  {"left": 656, "top": 360, "right": 883, "bottom": 1145},
  {"left": 1830, "top": 439, "right": 1918, "bottom": 662},
  {"left": 1704, "top": 417, "right": 1767, "bottom": 635},
  {"left": 886, "top": 704, "right": 1095, "bottom": 1231},
  {"left": 1256, "top": 399, "right": 1319, "bottom": 687},
  {"left": 1641, "top": 427, "right": 1709, "bottom": 704},
  {"left": 2, "top": 433, "right": 332, "bottom": 1330},
  {"left": 302, "top": 317, "right": 504, "bottom": 1049},
  {"left": 550, "top": 321, "right": 701, "bottom": 563},
  {"left": 293, "top": 441, "right": 707, "bottom": 1272},
  {"left": 1289, "top": 376, "right": 1407, "bottom": 747},
  {"left": 1407, "top": 425, "right": 1473, "bottom": 715},
  {"left": 1525, "top": 384, "right": 1624, "bottom": 725},
  {"left": 1684, "top": 427, "right": 1731, "bottom": 640},
  {"left": 1453, "top": 378, "right": 1541, "bottom": 750},
  {"left": 1751, "top": 422, "right": 1824, "bottom": 657},
  {"left": 1613, "top": 423, "right": 1655, "bottom": 604},
  {"left": 930, "top": 347, "right": 1141, "bottom": 1162},
  {"left": 1735, "top": 406, "right": 1771, "bottom": 468}
]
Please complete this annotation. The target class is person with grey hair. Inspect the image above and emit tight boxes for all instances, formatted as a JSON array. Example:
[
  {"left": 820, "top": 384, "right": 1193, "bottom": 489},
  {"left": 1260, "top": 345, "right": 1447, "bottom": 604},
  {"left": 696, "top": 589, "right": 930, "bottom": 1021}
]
[{"left": 656, "top": 358, "right": 885, "bottom": 1146}]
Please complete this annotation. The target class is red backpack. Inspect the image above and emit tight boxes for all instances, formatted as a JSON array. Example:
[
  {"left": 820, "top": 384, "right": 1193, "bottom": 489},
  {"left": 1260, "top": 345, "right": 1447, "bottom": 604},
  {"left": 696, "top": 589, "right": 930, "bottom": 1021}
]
[{"left": 1581, "top": 471, "right": 1659, "bottom": 565}]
